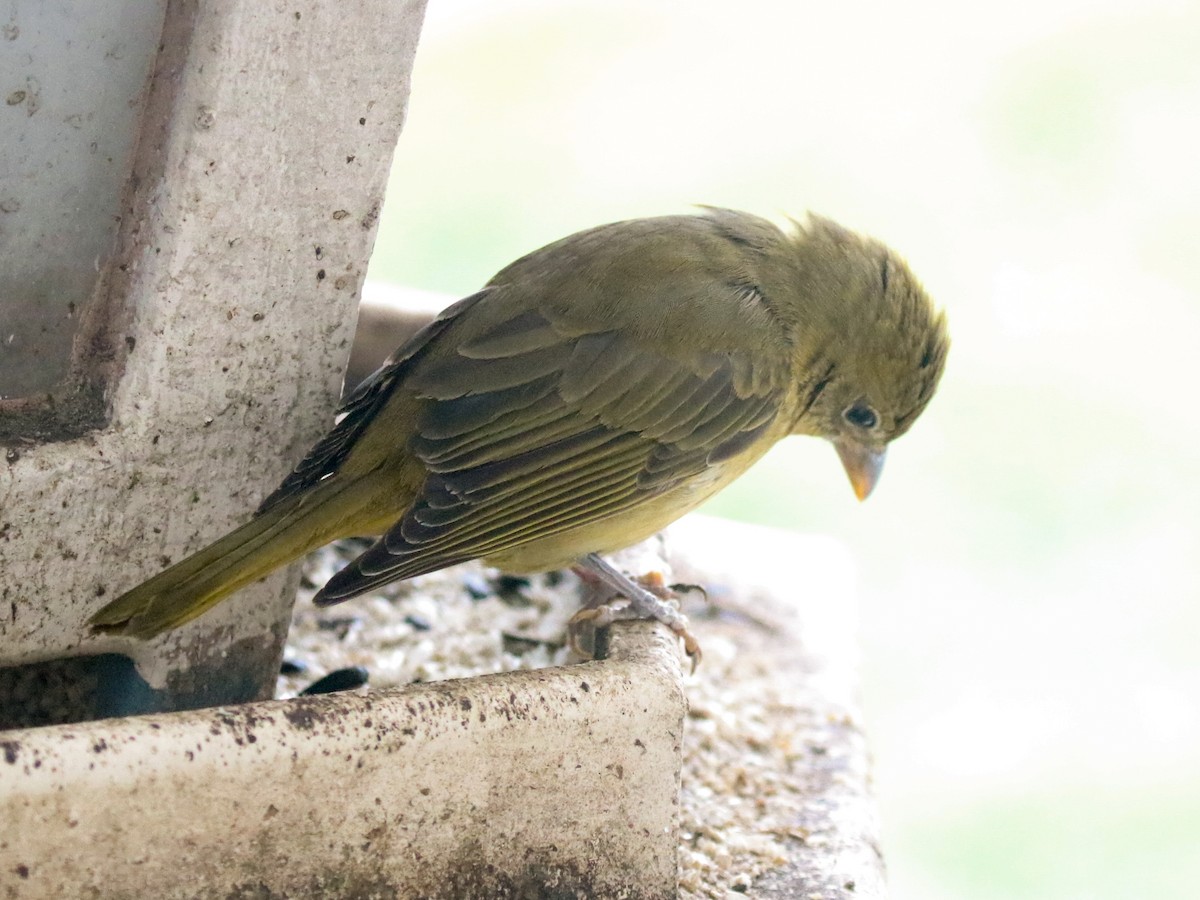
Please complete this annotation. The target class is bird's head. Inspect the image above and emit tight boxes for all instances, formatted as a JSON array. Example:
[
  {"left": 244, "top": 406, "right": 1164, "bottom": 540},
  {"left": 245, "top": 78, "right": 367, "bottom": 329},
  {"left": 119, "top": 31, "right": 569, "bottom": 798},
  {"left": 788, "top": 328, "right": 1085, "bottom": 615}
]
[{"left": 782, "top": 215, "right": 949, "bottom": 500}]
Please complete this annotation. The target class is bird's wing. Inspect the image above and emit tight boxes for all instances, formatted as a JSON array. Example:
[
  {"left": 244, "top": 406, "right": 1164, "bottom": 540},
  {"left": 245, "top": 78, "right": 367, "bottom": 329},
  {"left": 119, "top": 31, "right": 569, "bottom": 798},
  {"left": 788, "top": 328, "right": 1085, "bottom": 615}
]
[
  {"left": 257, "top": 290, "right": 494, "bottom": 513},
  {"left": 314, "top": 289, "right": 790, "bottom": 604}
]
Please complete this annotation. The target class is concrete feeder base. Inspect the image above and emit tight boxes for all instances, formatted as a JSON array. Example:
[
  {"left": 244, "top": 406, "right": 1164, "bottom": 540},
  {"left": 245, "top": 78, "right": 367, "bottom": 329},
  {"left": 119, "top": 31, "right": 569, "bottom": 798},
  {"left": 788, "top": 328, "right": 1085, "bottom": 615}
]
[{"left": 0, "top": 624, "right": 684, "bottom": 899}]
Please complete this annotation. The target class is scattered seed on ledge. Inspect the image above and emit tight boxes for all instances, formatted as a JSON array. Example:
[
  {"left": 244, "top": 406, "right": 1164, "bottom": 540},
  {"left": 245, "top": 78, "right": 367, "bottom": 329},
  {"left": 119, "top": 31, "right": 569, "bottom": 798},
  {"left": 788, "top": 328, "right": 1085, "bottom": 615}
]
[
  {"left": 460, "top": 571, "right": 491, "bottom": 600},
  {"left": 315, "top": 616, "right": 359, "bottom": 639},
  {"left": 404, "top": 614, "right": 432, "bottom": 632},
  {"left": 494, "top": 574, "right": 534, "bottom": 607},
  {"left": 494, "top": 574, "right": 531, "bottom": 591},
  {"left": 299, "top": 666, "right": 369, "bottom": 696},
  {"left": 501, "top": 632, "right": 561, "bottom": 656}
]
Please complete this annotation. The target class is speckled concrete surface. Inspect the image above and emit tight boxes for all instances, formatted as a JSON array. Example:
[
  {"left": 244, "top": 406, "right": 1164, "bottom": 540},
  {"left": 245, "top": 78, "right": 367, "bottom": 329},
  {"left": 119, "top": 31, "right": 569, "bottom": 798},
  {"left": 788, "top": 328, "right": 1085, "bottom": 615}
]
[{"left": 0, "top": 620, "right": 683, "bottom": 900}]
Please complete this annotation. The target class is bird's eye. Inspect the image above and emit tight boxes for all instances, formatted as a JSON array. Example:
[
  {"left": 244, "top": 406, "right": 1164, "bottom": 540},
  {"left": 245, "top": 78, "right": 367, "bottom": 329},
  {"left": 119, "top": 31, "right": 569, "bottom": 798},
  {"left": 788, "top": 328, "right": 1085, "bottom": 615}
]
[{"left": 843, "top": 403, "right": 878, "bottom": 430}]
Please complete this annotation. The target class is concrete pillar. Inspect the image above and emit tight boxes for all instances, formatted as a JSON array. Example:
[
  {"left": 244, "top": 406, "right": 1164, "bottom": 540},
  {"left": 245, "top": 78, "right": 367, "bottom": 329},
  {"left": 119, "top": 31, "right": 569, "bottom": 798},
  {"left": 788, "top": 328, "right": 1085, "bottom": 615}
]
[{"left": 0, "top": 0, "right": 428, "bottom": 726}]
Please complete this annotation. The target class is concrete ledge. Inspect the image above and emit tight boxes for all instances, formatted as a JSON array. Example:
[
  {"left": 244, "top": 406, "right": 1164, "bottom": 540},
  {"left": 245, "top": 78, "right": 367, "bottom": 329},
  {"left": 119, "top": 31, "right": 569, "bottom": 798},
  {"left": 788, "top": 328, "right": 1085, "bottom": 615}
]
[
  {"left": 666, "top": 517, "right": 885, "bottom": 899},
  {"left": 0, "top": 624, "right": 684, "bottom": 899}
]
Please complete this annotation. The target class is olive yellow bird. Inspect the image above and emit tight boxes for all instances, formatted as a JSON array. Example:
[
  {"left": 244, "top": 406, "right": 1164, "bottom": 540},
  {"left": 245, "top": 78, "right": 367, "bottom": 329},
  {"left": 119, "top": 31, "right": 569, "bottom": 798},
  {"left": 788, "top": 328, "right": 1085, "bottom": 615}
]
[{"left": 90, "top": 209, "right": 949, "bottom": 652}]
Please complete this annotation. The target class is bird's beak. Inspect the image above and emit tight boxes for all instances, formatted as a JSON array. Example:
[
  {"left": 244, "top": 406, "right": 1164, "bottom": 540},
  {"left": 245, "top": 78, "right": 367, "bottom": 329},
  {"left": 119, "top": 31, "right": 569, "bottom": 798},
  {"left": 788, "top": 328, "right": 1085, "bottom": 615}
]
[{"left": 834, "top": 440, "right": 886, "bottom": 502}]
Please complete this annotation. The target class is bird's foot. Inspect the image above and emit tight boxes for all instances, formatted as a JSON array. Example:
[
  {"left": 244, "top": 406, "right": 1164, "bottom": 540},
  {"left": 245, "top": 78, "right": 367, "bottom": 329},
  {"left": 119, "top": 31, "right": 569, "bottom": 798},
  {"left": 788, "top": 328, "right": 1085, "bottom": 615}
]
[{"left": 569, "top": 553, "right": 701, "bottom": 671}]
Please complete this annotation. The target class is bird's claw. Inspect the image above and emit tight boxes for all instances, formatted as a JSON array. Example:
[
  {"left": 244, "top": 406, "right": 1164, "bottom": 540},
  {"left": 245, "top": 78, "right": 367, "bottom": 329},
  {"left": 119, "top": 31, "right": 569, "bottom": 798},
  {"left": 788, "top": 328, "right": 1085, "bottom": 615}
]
[{"left": 568, "top": 559, "right": 702, "bottom": 672}]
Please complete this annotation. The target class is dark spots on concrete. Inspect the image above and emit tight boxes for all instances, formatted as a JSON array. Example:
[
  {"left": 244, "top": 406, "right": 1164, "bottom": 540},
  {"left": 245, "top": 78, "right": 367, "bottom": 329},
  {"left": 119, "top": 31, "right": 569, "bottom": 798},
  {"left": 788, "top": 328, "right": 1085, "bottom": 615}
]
[
  {"left": 434, "top": 849, "right": 647, "bottom": 900},
  {"left": 360, "top": 202, "right": 380, "bottom": 231},
  {"left": 283, "top": 698, "right": 333, "bottom": 731},
  {"left": 2, "top": 740, "right": 19, "bottom": 764}
]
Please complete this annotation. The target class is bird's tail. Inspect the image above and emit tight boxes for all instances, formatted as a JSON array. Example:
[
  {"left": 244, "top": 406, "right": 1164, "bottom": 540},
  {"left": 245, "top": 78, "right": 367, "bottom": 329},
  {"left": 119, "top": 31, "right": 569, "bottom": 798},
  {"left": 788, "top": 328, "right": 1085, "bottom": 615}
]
[{"left": 89, "top": 482, "right": 370, "bottom": 640}]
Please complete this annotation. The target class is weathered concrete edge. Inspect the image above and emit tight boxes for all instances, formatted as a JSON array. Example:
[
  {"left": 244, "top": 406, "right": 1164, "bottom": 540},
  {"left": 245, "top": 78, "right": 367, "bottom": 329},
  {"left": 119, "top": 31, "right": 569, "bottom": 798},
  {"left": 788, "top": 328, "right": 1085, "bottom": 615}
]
[{"left": 0, "top": 623, "right": 685, "bottom": 900}]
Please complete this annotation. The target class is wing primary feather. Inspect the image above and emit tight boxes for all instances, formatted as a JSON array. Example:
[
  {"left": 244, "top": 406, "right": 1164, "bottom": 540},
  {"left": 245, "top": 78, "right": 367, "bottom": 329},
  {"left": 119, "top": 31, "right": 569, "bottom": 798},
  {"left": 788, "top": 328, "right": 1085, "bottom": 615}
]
[
  {"left": 657, "top": 388, "right": 737, "bottom": 446},
  {"left": 558, "top": 332, "right": 623, "bottom": 403},
  {"left": 407, "top": 438, "right": 649, "bottom": 533},
  {"left": 651, "top": 371, "right": 739, "bottom": 444},
  {"left": 456, "top": 309, "right": 562, "bottom": 359},
  {"left": 604, "top": 367, "right": 696, "bottom": 428},
  {"left": 434, "top": 427, "right": 625, "bottom": 496},
  {"left": 364, "top": 480, "right": 647, "bottom": 582},
  {"left": 437, "top": 442, "right": 647, "bottom": 528},
  {"left": 395, "top": 462, "right": 638, "bottom": 551},
  {"left": 387, "top": 434, "right": 645, "bottom": 554},
  {"left": 416, "top": 373, "right": 559, "bottom": 440},
  {"left": 587, "top": 353, "right": 678, "bottom": 422},
  {"left": 672, "top": 392, "right": 773, "bottom": 451},
  {"left": 624, "top": 372, "right": 710, "bottom": 435},
  {"left": 407, "top": 342, "right": 571, "bottom": 400},
  {"left": 413, "top": 392, "right": 570, "bottom": 465},
  {"left": 415, "top": 404, "right": 581, "bottom": 472},
  {"left": 426, "top": 484, "right": 644, "bottom": 564}
]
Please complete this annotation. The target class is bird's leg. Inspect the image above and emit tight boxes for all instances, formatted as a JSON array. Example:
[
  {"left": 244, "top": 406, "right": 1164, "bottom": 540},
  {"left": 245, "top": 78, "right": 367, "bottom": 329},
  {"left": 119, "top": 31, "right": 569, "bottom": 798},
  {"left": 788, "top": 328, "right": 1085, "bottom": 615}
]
[{"left": 568, "top": 553, "right": 701, "bottom": 669}]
